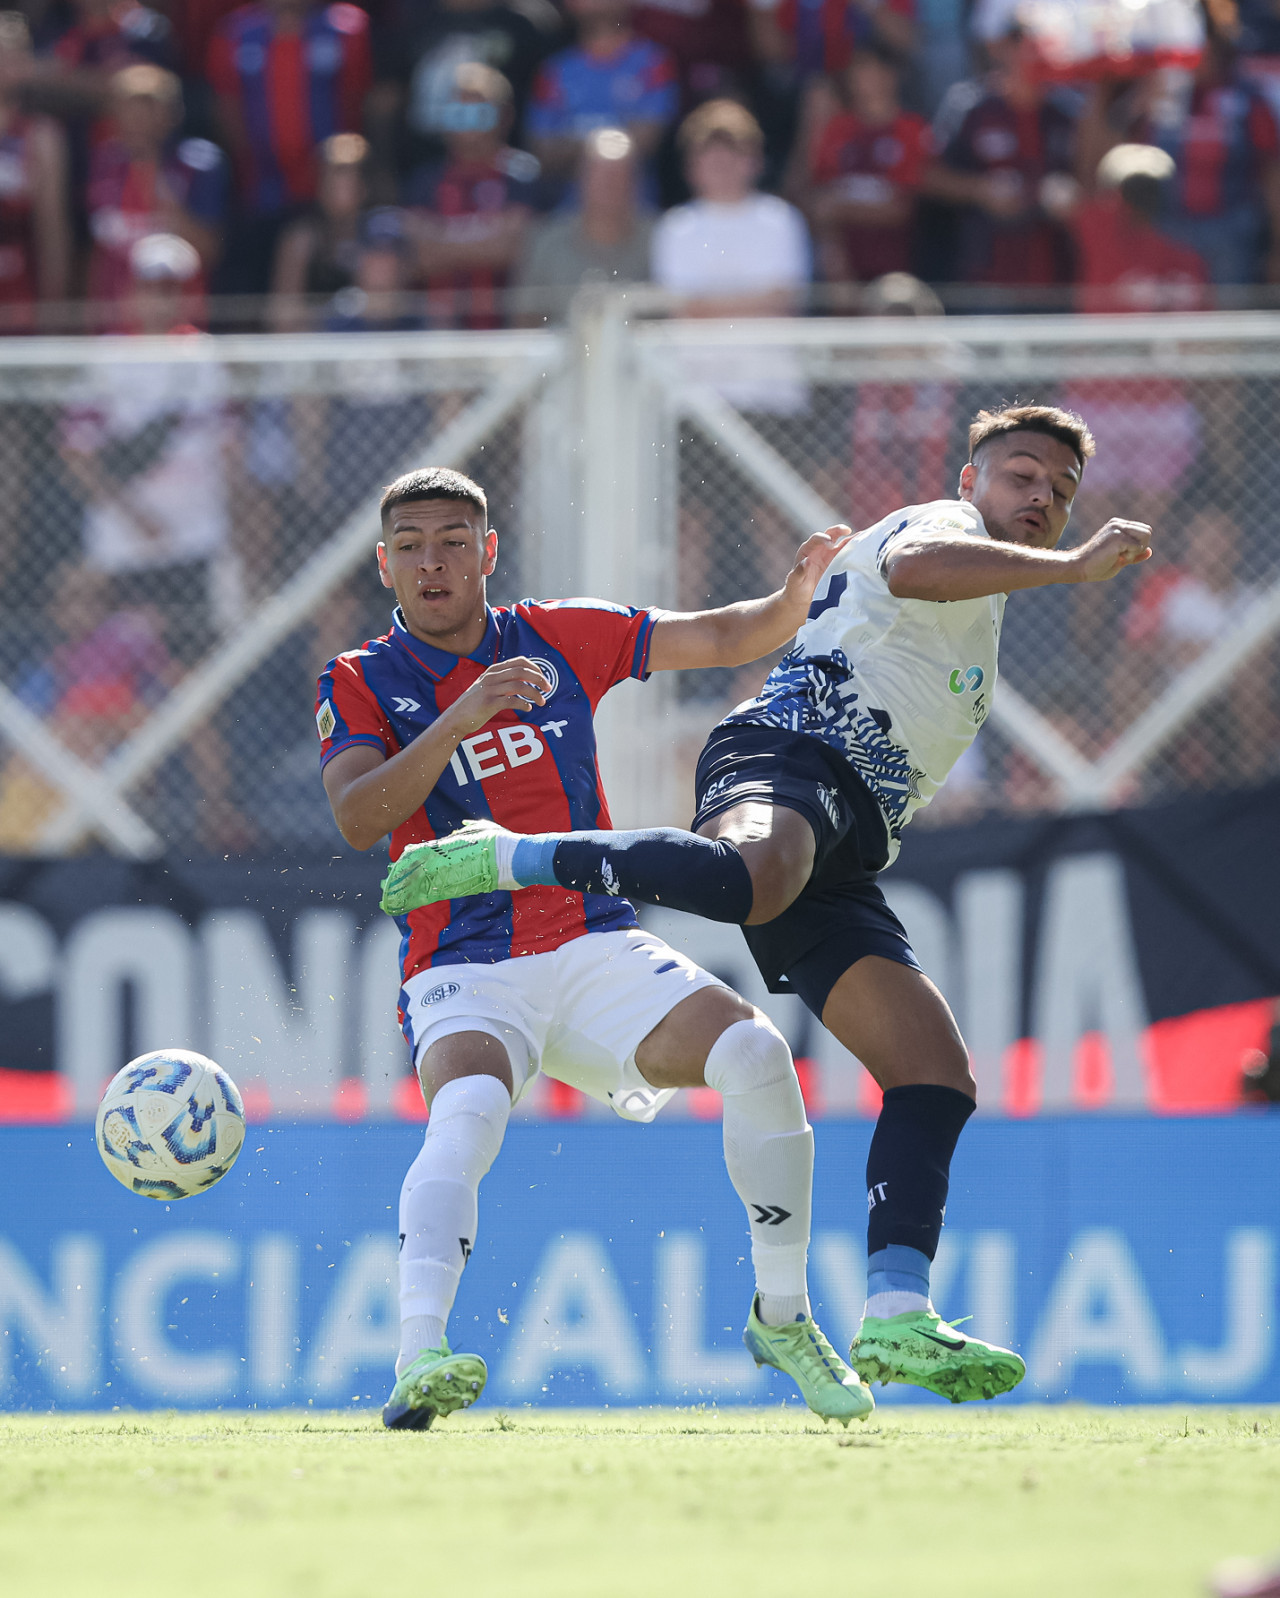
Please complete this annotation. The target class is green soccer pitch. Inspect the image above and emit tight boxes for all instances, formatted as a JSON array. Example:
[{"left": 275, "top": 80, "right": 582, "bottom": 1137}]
[{"left": 1, "top": 1407, "right": 1277, "bottom": 1597}]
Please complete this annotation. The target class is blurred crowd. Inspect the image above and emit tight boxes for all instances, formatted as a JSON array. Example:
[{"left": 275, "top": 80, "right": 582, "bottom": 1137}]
[{"left": 0, "top": 0, "right": 1273, "bottom": 327}]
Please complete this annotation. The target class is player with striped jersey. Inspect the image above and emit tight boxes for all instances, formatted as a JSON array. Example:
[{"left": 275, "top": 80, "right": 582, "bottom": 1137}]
[
  {"left": 387, "top": 406, "right": 1155, "bottom": 1404},
  {"left": 319, "top": 466, "right": 871, "bottom": 1430}
]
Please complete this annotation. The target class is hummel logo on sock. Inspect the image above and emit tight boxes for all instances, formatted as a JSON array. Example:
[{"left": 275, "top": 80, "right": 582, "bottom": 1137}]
[
  {"left": 751, "top": 1204, "right": 793, "bottom": 1226},
  {"left": 459, "top": 1237, "right": 473, "bottom": 1261}
]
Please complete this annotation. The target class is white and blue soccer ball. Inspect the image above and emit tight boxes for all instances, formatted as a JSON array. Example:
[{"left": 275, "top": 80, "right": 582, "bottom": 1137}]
[{"left": 95, "top": 1050, "right": 245, "bottom": 1200}]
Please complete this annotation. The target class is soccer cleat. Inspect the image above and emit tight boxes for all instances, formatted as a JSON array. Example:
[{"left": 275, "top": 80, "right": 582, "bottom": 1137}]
[
  {"left": 850, "top": 1309, "right": 1026, "bottom": 1404},
  {"left": 380, "top": 820, "right": 506, "bottom": 915},
  {"left": 381, "top": 1340, "right": 488, "bottom": 1430},
  {"left": 742, "top": 1296, "right": 875, "bottom": 1426}
]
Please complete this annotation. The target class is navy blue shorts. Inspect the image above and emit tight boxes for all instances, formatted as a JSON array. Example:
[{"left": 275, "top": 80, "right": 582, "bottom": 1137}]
[{"left": 691, "top": 723, "right": 921, "bottom": 1017}]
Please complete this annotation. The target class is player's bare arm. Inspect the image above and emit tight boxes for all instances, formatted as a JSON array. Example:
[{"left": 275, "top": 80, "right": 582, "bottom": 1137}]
[
  {"left": 646, "top": 525, "right": 853, "bottom": 672},
  {"left": 885, "top": 517, "right": 1153, "bottom": 603},
  {"left": 323, "top": 656, "right": 552, "bottom": 850}
]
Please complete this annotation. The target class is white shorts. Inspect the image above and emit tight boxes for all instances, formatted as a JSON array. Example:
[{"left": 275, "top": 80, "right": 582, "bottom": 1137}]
[{"left": 400, "top": 928, "right": 728, "bottom": 1122}]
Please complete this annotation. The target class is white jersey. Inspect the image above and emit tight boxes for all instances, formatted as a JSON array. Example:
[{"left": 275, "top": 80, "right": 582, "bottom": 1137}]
[{"left": 725, "top": 499, "right": 1003, "bottom": 858}]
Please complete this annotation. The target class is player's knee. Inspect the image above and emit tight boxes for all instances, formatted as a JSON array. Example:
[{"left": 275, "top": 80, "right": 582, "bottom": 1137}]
[
  {"left": 418, "top": 1072, "right": 511, "bottom": 1176},
  {"left": 703, "top": 1014, "right": 796, "bottom": 1098}
]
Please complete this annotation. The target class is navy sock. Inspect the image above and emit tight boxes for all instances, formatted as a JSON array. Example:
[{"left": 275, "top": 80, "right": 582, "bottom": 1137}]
[
  {"left": 512, "top": 827, "right": 753, "bottom": 923},
  {"left": 865, "top": 1084, "right": 975, "bottom": 1260}
]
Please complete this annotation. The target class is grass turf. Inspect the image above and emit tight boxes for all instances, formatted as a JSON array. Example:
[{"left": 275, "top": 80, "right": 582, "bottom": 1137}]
[{"left": 0, "top": 1406, "right": 1276, "bottom": 1597}]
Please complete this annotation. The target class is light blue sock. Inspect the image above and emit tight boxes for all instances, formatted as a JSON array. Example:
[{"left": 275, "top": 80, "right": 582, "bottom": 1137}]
[
  {"left": 864, "top": 1244, "right": 932, "bottom": 1317},
  {"left": 511, "top": 835, "right": 560, "bottom": 887}
]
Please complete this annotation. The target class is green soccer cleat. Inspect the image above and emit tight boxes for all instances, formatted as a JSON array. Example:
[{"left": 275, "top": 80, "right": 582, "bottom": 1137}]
[
  {"left": 381, "top": 1341, "right": 488, "bottom": 1430},
  {"left": 380, "top": 820, "right": 505, "bottom": 915},
  {"left": 742, "top": 1296, "right": 875, "bottom": 1426},
  {"left": 850, "top": 1309, "right": 1026, "bottom": 1404}
]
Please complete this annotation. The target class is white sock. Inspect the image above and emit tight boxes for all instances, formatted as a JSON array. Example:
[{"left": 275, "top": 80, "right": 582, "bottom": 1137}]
[
  {"left": 492, "top": 830, "right": 519, "bottom": 892},
  {"left": 702, "top": 1017, "right": 813, "bottom": 1327},
  {"left": 396, "top": 1072, "right": 510, "bottom": 1377}
]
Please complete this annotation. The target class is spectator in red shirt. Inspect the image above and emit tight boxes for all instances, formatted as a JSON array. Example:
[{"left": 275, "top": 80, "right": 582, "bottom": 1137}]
[
  {"left": 404, "top": 61, "right": 538, "bottom": 327},
  {"left": 0, "top": 12, "right": 71, "bottom": 329},
  {"left": 1061, "top": 142, "right": 1210, "bottom": 313},
  {"left": 86, "top": 65, "right": 227, "bottom": 312},
  {"left": 806, "top": 45, "right": 929, "bottom": 283},
  {"left": 923, "top": 31, "right": 1076, "bottom": 293},
  {"left": 751, "top": 0, "right": 913, "bottom": 194},
  {"left": 208, "top": 0, "right": 372, "bottom": 293}
]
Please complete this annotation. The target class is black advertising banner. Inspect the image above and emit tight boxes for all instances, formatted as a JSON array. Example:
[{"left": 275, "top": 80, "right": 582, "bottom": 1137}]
[{"left": 0, "top": 780, "right": 1277, "bottom": 1118}]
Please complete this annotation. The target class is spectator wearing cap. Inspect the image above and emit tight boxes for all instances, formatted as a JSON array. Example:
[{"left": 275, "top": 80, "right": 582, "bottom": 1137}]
[
  {"left": 208, "top": 0, "right": 372, "bottom": 295},
  {"left": 805, "top": 45, "right": 930, "bottom": 284},
  {"left": 652, "top": 99, "right": 810, "bottom": 410},
  {"left": 514, "top": 125, "right": 654, "bottom": 323},
  {"left": 323, "top": 205, "right": 423, "bottom": 329},
  {"left": 404, "top": 61, "right": 540, "bottom": 328},
  {"left": 1078, "top": 30, "right": 1280, "bottom": 285},
  {"left": 0, "top": 12, "right": 71, "bottom": 329},
  {"left": 125, "top": 230, "right": 206, "bottom": 330},
  {"left": 526, "top": 0, "right": 678, "bottom": 183},
  {"left": 922, "top": 28, "right": 1076, "bottom": 295},
  {"left": 86, "top": 65, "right": 226, "bottom": 312},
  {"left": 270, "top": 130, "right": 371, "bottom": 327},
  {"left": 1053, "top": 143, "right": 1210, "bottom": 313}
]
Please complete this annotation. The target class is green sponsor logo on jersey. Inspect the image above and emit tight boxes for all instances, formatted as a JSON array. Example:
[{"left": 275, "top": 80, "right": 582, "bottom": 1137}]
[{"left": 948, "top": 665, "right": 985, "bottom": 695}]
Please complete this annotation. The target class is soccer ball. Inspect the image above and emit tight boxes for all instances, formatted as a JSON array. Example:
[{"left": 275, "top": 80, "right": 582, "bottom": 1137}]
[{"left": 95, "top": 1050, "right": 246, "bottom": 1200}]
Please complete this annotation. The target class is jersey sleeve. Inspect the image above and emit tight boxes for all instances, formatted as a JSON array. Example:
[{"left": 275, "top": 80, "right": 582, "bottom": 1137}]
[
  {"left": 523, "top": 599, "right": 660, "bottom": 707},
  {"left": 872, "top": 509, "right": 978, "bottom": 576},
  {"left": 315, "top": 652, "right": 396, "bottom": 769}
]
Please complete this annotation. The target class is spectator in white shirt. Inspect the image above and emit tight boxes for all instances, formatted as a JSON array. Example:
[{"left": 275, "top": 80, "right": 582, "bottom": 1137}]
[{"left": 651, "top": 98, "right": 811, "bottom": 410}]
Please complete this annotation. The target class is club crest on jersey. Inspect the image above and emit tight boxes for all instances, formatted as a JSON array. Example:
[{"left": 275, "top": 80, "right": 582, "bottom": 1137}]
[
  {"left": 948, "top": 666, "right": 985, "bottom": 695},
  {"left": 316, "top": 699, "right": 335, "bottom": 740},
  {"left": 528, "top": 658, "right": 559, "bottom": 699},
  {"left": 420, "top": 982, "right": 461, "bottom": 1006}
]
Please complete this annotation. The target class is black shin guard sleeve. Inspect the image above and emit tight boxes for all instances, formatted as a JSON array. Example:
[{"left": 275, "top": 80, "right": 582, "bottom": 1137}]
[
  {"left": 866, "top": 1084, "right": 976, "bottom": 1260},
  {"left": 551, "top": 828, "right": 754, "bottom": 924}
]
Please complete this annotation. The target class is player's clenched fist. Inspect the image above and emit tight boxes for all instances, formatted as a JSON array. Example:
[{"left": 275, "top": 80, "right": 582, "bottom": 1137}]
[
  {"left": 447, "top": 657, "right": 551, "bottom": 734},
  {"left": 1068, "top": 519, "right": 1153, "bottom": 584},
  {"left": 783, "top": 525, "right": 854, "bottom": 606}
]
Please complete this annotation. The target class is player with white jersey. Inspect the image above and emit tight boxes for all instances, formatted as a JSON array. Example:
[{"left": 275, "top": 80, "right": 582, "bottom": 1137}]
[
  {"left": 320, "top": 466, "right": 872, "bottom": 1431},
  {"left": 385, "top": 406, "right": 1155, "bottom": 1404}
]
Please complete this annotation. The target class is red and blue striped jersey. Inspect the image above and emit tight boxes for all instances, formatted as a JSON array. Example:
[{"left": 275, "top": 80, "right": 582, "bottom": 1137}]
[
  {"left": 207, "top": 2, "right": 371, "bottom": 215},
  {"left": 316, "top": 598, "right": 658, "bottom": 983}
]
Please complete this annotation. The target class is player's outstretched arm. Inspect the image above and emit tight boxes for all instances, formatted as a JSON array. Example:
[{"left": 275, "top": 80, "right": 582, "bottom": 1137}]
[
  {"left": 646, "top": 525, "right": 853, "bottom": 673},
  {"left": 322, "top": 658, "right": 551, "bottom": 850},
  {"left": 885, "top": 518, "right": 1153, "bottom": 603}
]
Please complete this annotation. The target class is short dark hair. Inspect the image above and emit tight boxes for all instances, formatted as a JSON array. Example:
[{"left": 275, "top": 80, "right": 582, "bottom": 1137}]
[
  {"left": 968, "top": 404, "right": 1095, "bottom": 470},
  {"left": 379, "top": 467, "right": 488, "bottom": 527}
]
